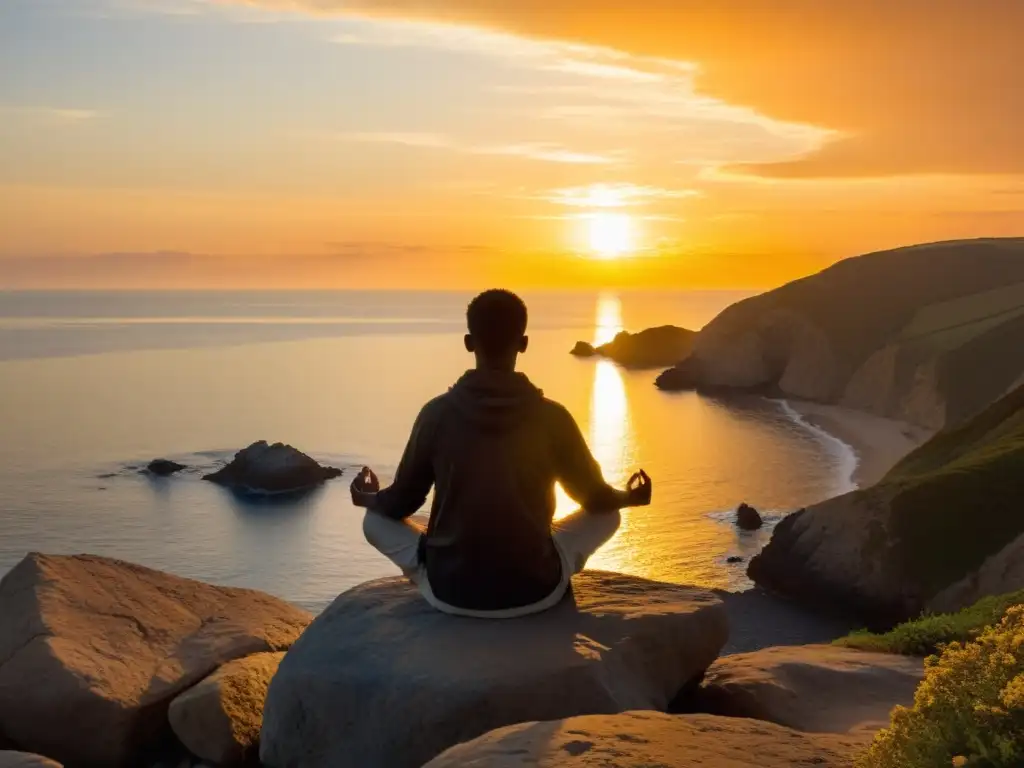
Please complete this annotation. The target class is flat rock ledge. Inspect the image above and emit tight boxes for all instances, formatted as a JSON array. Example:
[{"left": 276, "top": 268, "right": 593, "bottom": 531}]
[
  {"left": 423, "top": 711, "right": 865, "bottom": 767},
  {"left": 0, "top": 553, "right": 312, "bottom": 768},
  {"left": 699, "top": 644, "right": 924, "bottom": 737},
  {"left": 260, "top": 571, "right": 728, "bottom": 768}
]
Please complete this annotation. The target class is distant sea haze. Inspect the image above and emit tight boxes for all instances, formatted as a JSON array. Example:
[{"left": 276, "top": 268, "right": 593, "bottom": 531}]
[{"left": 0, "top": 289, "right": 856, "bottom": 611}]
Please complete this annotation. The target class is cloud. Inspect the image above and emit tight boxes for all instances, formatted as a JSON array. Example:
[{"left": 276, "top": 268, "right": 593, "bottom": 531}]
[
  {"left": 326, "top": 16, "right": 828, "bottom": 171},
  {"left": 539, "top": 183, "right": 698, "bottom": 208},
  {"left": 0, "top": 106, "right": 98, "bottom": 123},
  {"left": 339, "top": 132, "right": 619, "bottom": 164},
  {"left": 257, "top": 0, "right": 1024, "bottom": 178}
]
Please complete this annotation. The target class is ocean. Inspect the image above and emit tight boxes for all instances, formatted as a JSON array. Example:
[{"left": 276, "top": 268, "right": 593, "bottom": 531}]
[{"left": 0, "top": 290, "right": 856, "bottom": 612}]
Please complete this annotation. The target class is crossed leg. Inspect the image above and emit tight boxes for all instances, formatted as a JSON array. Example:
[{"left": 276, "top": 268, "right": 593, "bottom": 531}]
[{"left": 362, "top": 508, "right": 620, "bottom": 579}]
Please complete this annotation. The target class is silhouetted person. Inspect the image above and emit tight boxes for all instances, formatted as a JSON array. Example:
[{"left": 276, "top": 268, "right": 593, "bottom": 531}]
[{"left": 351, "top": 289, "right": 652, "bottom": 617}]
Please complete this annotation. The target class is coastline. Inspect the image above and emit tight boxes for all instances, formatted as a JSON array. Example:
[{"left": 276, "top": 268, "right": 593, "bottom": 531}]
[{"left": 785, "top": 400, "right": 935, "bottom": 488}]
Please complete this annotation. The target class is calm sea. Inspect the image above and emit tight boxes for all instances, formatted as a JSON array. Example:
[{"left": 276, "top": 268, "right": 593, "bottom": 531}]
[{"left": 0, "top": 290, "right": 855, "bottom": 612}]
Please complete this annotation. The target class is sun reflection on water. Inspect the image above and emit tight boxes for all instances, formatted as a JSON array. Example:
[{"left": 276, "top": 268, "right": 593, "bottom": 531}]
[{"left": 555, "top": 294, "right": 635, "bottom": 573}]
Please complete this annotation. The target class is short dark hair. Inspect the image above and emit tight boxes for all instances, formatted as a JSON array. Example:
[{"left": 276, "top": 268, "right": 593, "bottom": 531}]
[{"left": 466, "top": 289, "right": 528, "bottom": 356}]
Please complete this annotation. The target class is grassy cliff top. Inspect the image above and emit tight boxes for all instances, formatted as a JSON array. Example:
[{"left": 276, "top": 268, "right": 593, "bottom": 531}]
[
  {"left": 836, "top": 588, "right": 1024, "bottom": 655},
  {"left": 699, "top": 238, "right": 1024, "bottom": 387},
  {"left": 873, "top": 383, "right": 1024, "bottom": 593}
]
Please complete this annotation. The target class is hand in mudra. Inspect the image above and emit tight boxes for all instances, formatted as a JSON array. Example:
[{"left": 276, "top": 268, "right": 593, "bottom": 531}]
[
  {"left": 350, "top": 466, "right": 380, "bottom": 507},
  {"left": 626, "top": 469, "right": 652, "bottom": 507}
]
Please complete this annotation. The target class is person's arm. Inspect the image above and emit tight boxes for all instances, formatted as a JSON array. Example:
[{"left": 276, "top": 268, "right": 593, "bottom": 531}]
[
  {"left": 552, "top": 405, "right": 651, "bottom": 511},
  {"left": 351, "top": 405, "right": 435, "bottom": 519}
]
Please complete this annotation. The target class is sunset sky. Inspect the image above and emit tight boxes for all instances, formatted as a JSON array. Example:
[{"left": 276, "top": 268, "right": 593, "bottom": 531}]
[{"left": 2, "top": 0, "right": 1023, "bottom": 289}]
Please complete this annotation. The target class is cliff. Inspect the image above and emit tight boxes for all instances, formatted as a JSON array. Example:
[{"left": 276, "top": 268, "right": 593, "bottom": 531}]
[
  {"left": 657, "top": 238, "right": 1024, "bottom": 429},
  {"left": 748, "top": 383, "right": 1024, "bottom": 625}
]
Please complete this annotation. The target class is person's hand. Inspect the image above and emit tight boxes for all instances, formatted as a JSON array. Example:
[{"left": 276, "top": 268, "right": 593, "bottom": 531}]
[
  {"left": 626, "top": 469, "right": 652, "bottom": 507},
  {"left": 350, "top": 466, "right": 380, "bottom": 508}
]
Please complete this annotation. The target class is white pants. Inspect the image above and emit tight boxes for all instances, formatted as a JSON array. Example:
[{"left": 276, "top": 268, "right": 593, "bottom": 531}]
[{"left": 362, "top": 508, "right": 621, "bottom": 619}]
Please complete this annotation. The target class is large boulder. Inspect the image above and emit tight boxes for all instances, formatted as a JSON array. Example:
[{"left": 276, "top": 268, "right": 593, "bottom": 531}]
[
  {"left": 169, "top": 652, "right": 285, "bottom": 766},
  {"left": 0, "top": 553, "right": 312, "bottom": 768},
  {"left": 423, "top": 711, "right": 865, "bottom": 767},
  {"left": 749, "top": 383, "right": 1024, "bottom": 625},
  {"left": 203, "top": 442, "right": 342, "bottom": 495},
  {"left": 578, "top": 326, "right": 696, "bottom": 369},
  {"left": 699, "top": 644, "right": 923, "bottom": 737},
  {"left": 260, "top": 572, "right": 728, "bottom": 768},
  {"left": 0, "top": 754, "right": 62, "bottom": 768}
]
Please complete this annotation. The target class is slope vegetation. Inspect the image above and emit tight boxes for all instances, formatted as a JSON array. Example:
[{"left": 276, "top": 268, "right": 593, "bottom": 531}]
[{"left": 748, "top": 383, "right": 1024, "bottom": 626}]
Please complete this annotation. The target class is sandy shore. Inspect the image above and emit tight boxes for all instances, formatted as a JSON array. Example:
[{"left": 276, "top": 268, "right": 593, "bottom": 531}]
[{"left": 788, "top": 401, "right": 935, "bottom": 487}]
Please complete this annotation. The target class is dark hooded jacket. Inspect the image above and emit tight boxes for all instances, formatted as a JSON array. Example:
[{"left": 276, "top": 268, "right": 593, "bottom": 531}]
[{"left": 372, "top": 369, "right": 621, "bottom": 611}]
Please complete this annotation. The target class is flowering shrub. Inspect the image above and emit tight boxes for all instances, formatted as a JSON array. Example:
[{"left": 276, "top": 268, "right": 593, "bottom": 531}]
[{"left": 860, "top": 604, "right": 1024, "bottom": 768}]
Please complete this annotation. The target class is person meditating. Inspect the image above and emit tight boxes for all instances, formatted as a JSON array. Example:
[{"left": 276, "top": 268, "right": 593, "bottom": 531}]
[{"left": 351, "top": 289, "right": 652, "bottom": 618}]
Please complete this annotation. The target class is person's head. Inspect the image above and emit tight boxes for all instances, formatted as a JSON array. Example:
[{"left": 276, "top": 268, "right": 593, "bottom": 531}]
[{"left": 465, "top": 289, "right": 529, "bottom": 370}]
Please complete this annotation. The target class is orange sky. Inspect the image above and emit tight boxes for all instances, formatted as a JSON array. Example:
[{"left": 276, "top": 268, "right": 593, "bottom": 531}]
[{"left": 1, "top": 0, "right": 1022, "bottom": 289}]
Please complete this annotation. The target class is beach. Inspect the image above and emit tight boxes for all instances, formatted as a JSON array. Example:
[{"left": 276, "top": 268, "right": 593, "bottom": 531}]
[{"left": 787, "top": 401, "right": 935, "bottom": 488}]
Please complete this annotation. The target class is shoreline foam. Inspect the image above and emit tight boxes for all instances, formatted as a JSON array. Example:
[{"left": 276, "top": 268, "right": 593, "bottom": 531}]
[
  {"left": 776, "top": 399, "right": 860, "bottom": 494},
  {"left": 782, "top": 400, "right": 934, "bottom": 488}
]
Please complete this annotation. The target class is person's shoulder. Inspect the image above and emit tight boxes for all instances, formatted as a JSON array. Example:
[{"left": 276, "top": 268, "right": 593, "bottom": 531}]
[
  {"left": 419, "top": 392, "right": 453, "bottom": 418},
  {"left": 539, "top": 397, "right": 575, "bottom": 425}
]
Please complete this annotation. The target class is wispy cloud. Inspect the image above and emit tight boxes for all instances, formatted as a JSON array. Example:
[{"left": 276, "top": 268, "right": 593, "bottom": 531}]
[
  {"left": 0, "top": 106, "right": 99, "bottom": 123},
  {"left": 482, "top": 143, "right": 618, "bottom": 165},
  {"left": 540, "top": 183, "right": 699, "bottom": 208},
  {"left": 341, "top": 132, "right": 450, "bottom": 148},
  {"left": 327, "top": 17, "right": 828, "bottom": 172},
  {"left": 542, "top": 59, "right": 664, "bottom": 84},
  {"left": 340, "top": 132, "right": 619, "bottom": 165}
]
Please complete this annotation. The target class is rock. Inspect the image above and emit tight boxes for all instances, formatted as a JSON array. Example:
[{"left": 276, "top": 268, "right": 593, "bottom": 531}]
[
  {"left": 727, "top": 556, "right": 745, "bottom": 564},
  {"left": 593, "top": 326, "right": 695, "bottom": 369},
  {"left": 736, "top": 503, "right": 763, "bottom": 531},
  {"left": 0, "top": 753, "right": 63, "bottom": 768},
  {"left": 699, "top": 644, "right": 923, "bottom": 737},
  {"left": 169, "top": 651, "right": 284, "bottom": 766},
  {"left": 749, "top": 382, "right": 1024, "bottom": 626},
  {"left": 0, "top": 553, "right": 312, "bottom": 768},
  {"left": 654, "top": 355, "right": 702, "bottom": 391},
  {"left": 928, "top": 530, "right": 1024, "bottom": 614},
  {"left": 260, "top": 572, "right": 728, "bottom": 768},
  {"left": 423, "top": 711, "right": 865, "bottom": 767},
  {"left": 569, "top": 341, "right": 595, "bottom": 357},
  {"left": 146, "top": 459, "right": 187, "bottom": 476},
  {"left": 203, "top": 441, "right": 342, "bottom": 495},
  {"left": 654, "top": 239, "right": 1024, "bottom": 428}
]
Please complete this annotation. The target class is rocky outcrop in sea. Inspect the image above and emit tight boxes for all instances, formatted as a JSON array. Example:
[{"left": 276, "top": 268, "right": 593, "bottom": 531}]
[
  {"left": 203, "top": 441, "right": 343, "bottom": 495},
  {"left": 571, "top": 325, "right": 695, "bottom": 369}
]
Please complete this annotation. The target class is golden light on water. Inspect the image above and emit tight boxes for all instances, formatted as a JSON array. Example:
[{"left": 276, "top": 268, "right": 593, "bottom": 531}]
[
  {"left": 591, "top": 291, "right": 624, "bottom": 346},
  {"left": 555, "top": 293, "right": 635, "bottom": 578}
]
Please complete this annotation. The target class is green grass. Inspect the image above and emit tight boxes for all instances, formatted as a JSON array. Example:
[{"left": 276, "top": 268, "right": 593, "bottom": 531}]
[
  {"left": 835, "top": 589, "right": 1024, "bottom": 656},
  {"left": 897, "top": 280, "right": 1024, "bottom": 354},
  {"left": 875, "top": 383, "right": 1024, "bottom": 594}
]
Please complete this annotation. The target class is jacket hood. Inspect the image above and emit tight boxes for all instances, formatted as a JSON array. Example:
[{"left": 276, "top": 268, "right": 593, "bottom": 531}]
[{"left": 447, "top": 369, "right": 544, "bottom": 431}]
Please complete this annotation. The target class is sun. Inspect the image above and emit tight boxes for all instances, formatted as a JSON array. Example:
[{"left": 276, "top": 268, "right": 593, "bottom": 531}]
[{"left": 587, "top": 213, "right": 632, "bottom": 259}]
